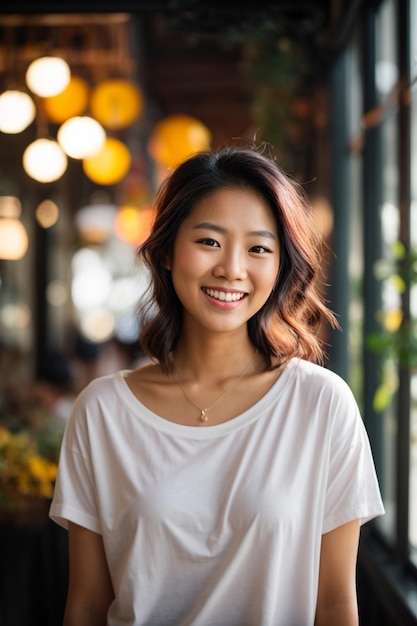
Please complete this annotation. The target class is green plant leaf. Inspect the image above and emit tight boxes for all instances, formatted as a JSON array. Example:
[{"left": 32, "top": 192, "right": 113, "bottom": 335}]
[{"left": 373, "top": 383, "right": 391, "bottom": 412}]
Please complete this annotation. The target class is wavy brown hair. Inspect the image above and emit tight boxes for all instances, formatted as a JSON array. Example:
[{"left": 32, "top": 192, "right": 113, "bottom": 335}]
[{"left": 138, "top": 147, "right": 338, "bottom": 373}]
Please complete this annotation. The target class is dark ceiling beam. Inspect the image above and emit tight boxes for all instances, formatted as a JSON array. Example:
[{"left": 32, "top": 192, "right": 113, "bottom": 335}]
[
  {"left": 0, "top": 0, "right": 330, "bottom": 38},
  {"left": 0, "top": 1, "right": 172, "bottom": 11}
]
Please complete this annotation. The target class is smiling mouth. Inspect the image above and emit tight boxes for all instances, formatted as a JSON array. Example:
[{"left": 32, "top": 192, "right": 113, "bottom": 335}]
[{"left": 202, "top": 288, "right": 247, "bottom": 302}]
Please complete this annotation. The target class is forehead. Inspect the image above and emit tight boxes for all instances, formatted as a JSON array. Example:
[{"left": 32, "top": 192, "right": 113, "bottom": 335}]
[{"left": 187, "top": 186, "right": 276, "bottom": 226}]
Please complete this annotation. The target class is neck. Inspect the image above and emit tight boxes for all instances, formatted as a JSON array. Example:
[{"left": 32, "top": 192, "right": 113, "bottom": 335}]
[{"left": 173, "top": 336, "right": 259, "bottom": 382}]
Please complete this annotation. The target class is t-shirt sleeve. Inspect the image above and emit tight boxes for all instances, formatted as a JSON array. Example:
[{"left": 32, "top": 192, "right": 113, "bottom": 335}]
[
  {"left": 49, "top": 386, "right": 102, "bottom": 534},
  {"left": 322, "top": 378, "right": 385, "bottom": 534}
]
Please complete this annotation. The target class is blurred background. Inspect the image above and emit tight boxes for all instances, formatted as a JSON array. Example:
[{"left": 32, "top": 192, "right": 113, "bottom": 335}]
[{"left": 0, "top": 0, "right": 416, "bottom": 624}]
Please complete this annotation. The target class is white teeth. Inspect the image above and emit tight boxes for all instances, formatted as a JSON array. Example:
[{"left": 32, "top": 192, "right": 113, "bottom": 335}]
[{"left": 204, "top": 288, "right": 245, "bottom": 301}]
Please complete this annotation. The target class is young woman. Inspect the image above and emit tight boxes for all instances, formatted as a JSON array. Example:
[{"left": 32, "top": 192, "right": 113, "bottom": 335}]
[{"left": 50, "top": 147, "right": 384, "bottom": 626}]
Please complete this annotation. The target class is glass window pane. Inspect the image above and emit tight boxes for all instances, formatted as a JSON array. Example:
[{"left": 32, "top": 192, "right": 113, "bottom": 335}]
[
  {"left": 373, "top": 110, "right": 400, "bottom": 543},
  {"left": 375, "top": 0, "right": 398, "bottom": 101},
  {"left": 409, "top": 83, "right": 417, "bottom": 565},
  {"left": 346, "top": 29, "right": 364, "bottom": 403},
  {"left": 372, "top": 0, "right": 399, "bottom": 543}
]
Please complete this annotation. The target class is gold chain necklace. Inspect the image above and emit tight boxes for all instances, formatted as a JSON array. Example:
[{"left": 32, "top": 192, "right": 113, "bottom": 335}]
[{"left": 173, "top": 350, "right": 258, "bottom": 423}]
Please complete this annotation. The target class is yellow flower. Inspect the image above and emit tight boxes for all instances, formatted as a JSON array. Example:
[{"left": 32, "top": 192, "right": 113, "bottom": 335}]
[
  {"left": 38, "top": 480, "right": 54, "bottom": 498},
  {"left": 28, "top": 456, "right": 58, "bottom": 482},
  {"left": 1, "top": 426, "right": 60, "bottom": 512}
]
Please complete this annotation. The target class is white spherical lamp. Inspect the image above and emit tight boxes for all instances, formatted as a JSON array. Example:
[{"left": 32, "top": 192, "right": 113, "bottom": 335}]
[
  {"left": 26, "top": 56, "right": 70, "bottom": 97},
  {"left": 0, "top": 90, "right": 36, "bottom": 133},
  {"left": 23, "top": 138, "right": 68, "bottom": 183},
  {"left": 57, "top": 116, "right": 106, "bottom": 159}
]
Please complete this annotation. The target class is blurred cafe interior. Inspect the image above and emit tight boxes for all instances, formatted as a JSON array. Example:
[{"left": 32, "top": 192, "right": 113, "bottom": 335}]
[{"left": 0, "top": 0, "right": 416, "bottom": 624}]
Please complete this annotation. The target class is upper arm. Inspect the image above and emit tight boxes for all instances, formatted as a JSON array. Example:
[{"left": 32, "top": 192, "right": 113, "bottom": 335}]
[
  {"left": 64, "top": 522, "right": 114, "bottom": 626},
  {"left": 315, "top": 519, "right": 361, "bottom": 626}
]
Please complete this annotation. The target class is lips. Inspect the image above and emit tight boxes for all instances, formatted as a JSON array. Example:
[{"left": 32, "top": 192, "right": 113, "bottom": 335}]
[{"left": 202, "top": 288, "right": 246, "bottom": 302}]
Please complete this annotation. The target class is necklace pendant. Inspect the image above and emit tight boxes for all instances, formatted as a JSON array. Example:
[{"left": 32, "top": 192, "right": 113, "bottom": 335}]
[{"left": 200, "top": 409, "right": 208, "bottom": 422}]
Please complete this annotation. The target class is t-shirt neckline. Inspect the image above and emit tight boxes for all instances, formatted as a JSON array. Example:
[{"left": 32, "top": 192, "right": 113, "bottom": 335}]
[{"left": 115, "top": 358, "right": 299, "bottom": 439}]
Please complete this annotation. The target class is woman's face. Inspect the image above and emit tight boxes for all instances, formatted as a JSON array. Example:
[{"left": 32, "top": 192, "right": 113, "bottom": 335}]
[{"left": 171, "top": 186, "right": 280, "bottom": 336}]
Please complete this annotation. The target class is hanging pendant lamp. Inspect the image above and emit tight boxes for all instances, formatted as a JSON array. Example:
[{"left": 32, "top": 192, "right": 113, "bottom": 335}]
[
  {"left": 148, "top": 114, "right": 211, "bottom": 168},
  {"left": 0, "top": 90, "right": 36, "bottom": 133},
  {"left": 57, "top": 116, "right": 106, "bottom": 159},
  {"left": 42, "top": 75, "right": 90, "bottom": 123},
  {"left": 26, "top": 56, "right": 70, "bottom": 97},
  {"left": 83, "top": 137, "right": 131, "bottom": 185},
  {"left": 23, "top": 138, "right": 68, "bottom": 183}
]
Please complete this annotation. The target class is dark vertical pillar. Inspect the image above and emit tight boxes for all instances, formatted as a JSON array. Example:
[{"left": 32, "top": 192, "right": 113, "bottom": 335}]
[
  {"left": 327, "top": 49, "right": 350, "bottom": 381},
  {"left": 33, "top": 216, "right": 51, "bottom": 379},
  {"left": 362, "top": 10, "right": 384, "bottom": 479},
  {"left": 396, "top": 0, "right": 411, "bottom": 564}
]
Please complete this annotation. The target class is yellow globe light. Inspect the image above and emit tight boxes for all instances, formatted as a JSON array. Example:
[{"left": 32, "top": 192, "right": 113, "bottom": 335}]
[
  {"left": 42, "top": 75, "right": 90, "bottom": 123},
  {"left": 57, "top": 116, "right": 106, "bottom": 159},
  {"left": 83, "top": 137, "right": 131, "bottom": 185},
  {"left": 23, "top": 138, "right": 68, "bottom": 183},
  {"left": 148, "top": 114, "right": 211, "bottom": 168},
  {"left": 26, "top": 56, "right": 70, "bottom": 97},
  {"left": 0, "top": 90, "right": 36, "bottom": 133},
  {"left": 90, "top": 79, "right": 144, "bottom": 130},
  {"left": 114, "top": 206, "right": 155, "bottom": 246}
]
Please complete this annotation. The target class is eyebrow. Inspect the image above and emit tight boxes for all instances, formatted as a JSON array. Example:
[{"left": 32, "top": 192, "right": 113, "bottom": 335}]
[{"left": 192, "top": 222, "right": 278, "bottom": 240}]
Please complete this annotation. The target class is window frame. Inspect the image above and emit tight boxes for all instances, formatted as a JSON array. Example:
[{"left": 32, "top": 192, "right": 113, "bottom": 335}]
[{"left": 330, "top": 0, "right": 417, "bottom": 621}]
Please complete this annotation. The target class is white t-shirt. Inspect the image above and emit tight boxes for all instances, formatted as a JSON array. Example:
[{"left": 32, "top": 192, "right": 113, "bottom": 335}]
[{"left": 50, "top": 358, "right": 384, "bottom": 626}]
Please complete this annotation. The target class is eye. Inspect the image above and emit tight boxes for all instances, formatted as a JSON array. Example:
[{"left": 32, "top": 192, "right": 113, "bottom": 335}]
[
  {"left": 250, "top": 245, "right": 273, "bottom": 254},
  {"left": 196, "top": 238, "right": 220, "bottom": 248}
]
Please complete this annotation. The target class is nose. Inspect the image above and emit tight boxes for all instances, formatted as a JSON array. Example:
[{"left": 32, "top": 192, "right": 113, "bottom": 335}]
[{"left": 213, "top": 247, "right": 247, "bottom": 281}]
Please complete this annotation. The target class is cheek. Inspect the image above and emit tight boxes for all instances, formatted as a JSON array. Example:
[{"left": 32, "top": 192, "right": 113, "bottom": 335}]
[
  {"left": 257, "top": 274, "right": 279, "bottom": 311},
  {"left": 259, "top": 261, "right": 280, "bottom": 294},
  {"left": 171, "top": 245, "right": 205, "bottom": 298},
  {"left": 172, "top": 241, "right": 210, "bottom": 277},
  {"left": 255, "top": 273, "right": 278, "bottom": 314}
]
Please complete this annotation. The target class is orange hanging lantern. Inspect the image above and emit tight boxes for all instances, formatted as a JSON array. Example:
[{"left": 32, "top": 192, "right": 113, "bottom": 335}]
[
  {"left": 42, "top": 76, "right": 90, "bottom": 123},
  {"left": 148, "top": 114, "right": 211, "bottom": 168},
  {"left": 114, "top": 206, "right": 154, "bottom": 246},
  {"left": 90, "top": 79, "right": 144, "bottom": 130},
  {"left": 83, "top": 137, "right": 132, "bottom": 185}
]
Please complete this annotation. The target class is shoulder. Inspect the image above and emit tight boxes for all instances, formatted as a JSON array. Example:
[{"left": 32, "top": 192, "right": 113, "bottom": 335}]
[
  {"left": 75, "top": 370, "right": 129, "bottom": 404},
  {"left": 64, "top": 371, "right": 133, "bottom": 448},
  {"left": 286, "top": 359, "right": 360, "bottom": 419},
  {"left": 290, "top": 359, "right": 354, "bottom": 395},
  {"left": 72, "top": 363, "right": 166, "bottom": 419},
  {"left": 68, "top": 371, "right": 134, "bottom": 427}
]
